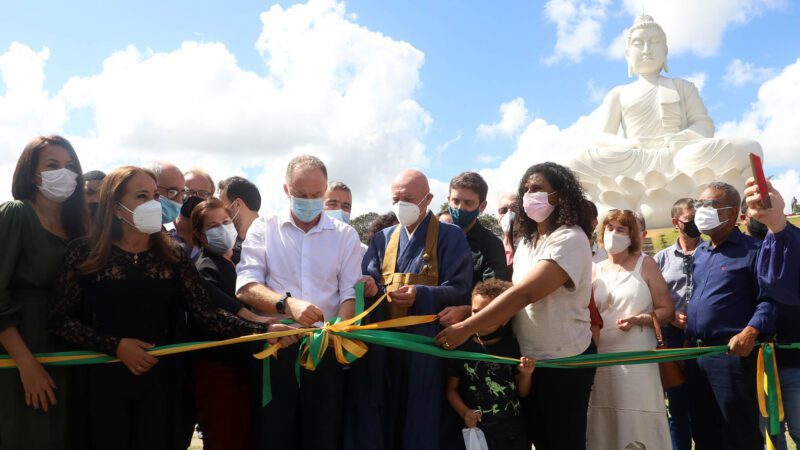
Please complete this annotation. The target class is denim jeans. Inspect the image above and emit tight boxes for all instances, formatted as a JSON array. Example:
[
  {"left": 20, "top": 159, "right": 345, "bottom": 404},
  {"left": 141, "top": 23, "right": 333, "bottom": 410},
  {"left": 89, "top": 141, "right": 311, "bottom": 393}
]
[
  {"left": 779, "top": 365, "right": 800, "bottom": 447},
  {"left": 685, "top": 351, "right": 763, "bottom": 450},
  {"left": 663, "top": 325, "right": 692, "bottom": 450}
]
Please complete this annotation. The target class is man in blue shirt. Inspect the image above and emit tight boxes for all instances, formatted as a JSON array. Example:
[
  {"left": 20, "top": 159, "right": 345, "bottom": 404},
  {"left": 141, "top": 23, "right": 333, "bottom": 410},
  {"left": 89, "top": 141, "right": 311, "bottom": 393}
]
[
  {"left": 654, "top": 197, "right": 700, "bottom": 450},
  {"left": 746, "top": 178, "right": 800, "bottom": 447},
  {"left": 685, "top": 181, "right": 777, "bottom": 450}
]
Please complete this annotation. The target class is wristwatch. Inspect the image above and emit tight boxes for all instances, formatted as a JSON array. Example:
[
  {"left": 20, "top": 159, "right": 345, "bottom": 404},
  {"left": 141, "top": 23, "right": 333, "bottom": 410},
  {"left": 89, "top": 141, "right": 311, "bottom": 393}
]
[{"left": 276, "top": 292, "right": 291, "bottom": 315}]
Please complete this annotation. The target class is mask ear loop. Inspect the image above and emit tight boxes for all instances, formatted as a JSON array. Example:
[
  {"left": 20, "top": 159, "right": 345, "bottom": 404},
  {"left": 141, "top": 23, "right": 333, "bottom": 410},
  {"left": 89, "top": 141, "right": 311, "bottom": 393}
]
[{"left": 115, "top": 202, "right": 138, "bottom": 230}]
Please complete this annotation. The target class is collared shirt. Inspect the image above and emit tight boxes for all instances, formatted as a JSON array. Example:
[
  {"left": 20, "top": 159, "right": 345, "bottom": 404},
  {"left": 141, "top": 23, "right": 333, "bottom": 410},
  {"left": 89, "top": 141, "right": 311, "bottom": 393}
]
[
  {"left": 235, "top": 211, "right": 363, "bottom": 322},
  {"left": 169, "top": 229, "right": 201, "bottom": 263},
  {"left": 757, "top": 223, "right": 800, "bottom": 305},
  {"left": 686, "top": 228, "right": 776, "bottom": 342},
  {"left": 465, "top": 221, "right": 510, "bottom": 286},
  {"left": 757, "top": 223, "right": 800, "bottom": 366},
  {"left": 654, "top": 239, "right": 694, "bottom": 313}
]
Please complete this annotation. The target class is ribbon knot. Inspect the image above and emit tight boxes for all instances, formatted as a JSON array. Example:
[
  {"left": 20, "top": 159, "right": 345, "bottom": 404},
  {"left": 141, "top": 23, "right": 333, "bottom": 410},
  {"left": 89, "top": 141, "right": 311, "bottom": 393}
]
[{"left": 757, "top": 342, "right": 785, "bottom": 447}]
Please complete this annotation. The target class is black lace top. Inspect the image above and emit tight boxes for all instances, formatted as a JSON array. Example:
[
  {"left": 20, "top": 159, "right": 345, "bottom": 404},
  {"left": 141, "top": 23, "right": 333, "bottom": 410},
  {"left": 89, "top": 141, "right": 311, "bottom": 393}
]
[{"left": 48, "top": 238, "right": 267, "bottom": 356}]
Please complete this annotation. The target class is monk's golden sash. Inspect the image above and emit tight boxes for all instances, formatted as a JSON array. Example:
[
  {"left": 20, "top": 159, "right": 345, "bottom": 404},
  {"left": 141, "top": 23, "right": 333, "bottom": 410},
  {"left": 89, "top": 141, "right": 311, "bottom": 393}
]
[{"left": 381, "top": 215, "right": 440, "bottom": 319}]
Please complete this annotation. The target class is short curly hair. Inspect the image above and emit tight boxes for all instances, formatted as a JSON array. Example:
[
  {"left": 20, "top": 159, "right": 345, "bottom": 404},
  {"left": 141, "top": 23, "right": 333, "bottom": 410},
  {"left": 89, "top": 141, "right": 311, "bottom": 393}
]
[
  {"left": 516, "top": 162, "right": 588, "bottom": 243},
  {"left": 472, "top": 278, "right": 513, "bottom": 300}
]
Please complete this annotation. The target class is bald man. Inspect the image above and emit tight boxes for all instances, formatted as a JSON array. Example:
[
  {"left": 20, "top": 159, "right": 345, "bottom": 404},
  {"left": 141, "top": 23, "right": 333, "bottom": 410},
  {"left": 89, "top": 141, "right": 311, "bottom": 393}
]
[
  {"left": 144, "top": 161, "right": 186, "bottom": 224},
  {"left": 496, "top": 191, "right": 518, "bottom": 267},
  {"left": 344, "top": 169, "right": 472, "bottom": 450}
]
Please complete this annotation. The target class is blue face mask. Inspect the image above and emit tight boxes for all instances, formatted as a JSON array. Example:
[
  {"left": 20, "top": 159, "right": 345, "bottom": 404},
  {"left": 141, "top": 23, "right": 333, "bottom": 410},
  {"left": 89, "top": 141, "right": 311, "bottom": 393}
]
[
  {"left": 448, "top": 205, "right": 480, "bottom": 229},
  {"left": 291, "top": 196, "right": 324, "bottom": 223},
  {"left": 160, "top": 197, "right": 182, "bottom": 224},
  {"left": 325, "top": 209, "right": 351, "bottom": 224}
]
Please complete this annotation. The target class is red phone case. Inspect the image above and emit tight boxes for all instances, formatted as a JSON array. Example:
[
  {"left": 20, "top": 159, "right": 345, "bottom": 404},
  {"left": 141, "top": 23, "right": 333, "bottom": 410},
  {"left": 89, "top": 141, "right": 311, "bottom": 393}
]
[{"left": 749, "top": 153, "right": 772, "bottom": 209}]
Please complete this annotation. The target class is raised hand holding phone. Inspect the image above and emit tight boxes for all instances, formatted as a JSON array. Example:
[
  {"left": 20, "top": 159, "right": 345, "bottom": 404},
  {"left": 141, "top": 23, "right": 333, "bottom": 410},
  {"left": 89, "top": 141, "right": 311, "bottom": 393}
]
[
  {"left": 749, "top": 153, "right": 772, "bottom": 209},
  {"left": 744, "top": 154, "right": 787, "bottom": 233}
]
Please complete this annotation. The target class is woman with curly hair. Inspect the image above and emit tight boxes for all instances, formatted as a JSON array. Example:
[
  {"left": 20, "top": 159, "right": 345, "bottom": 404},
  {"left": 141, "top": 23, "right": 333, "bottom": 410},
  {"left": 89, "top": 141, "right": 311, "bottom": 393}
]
[{"left": 436, "top": 162, "right": 596, "bottom": 450}]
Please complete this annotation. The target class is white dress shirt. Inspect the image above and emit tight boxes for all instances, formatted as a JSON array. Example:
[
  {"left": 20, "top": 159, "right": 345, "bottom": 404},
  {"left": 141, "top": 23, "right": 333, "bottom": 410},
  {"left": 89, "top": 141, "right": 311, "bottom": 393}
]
[{"left": 235, "top": 211, "right": 363, "bottom": 322}]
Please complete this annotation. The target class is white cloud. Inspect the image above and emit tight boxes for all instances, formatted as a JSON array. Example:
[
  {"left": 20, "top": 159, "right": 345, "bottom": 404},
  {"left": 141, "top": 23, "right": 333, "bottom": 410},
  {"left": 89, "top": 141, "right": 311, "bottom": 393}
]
[
  {"left": 718, "top": 57, "right": 800, "bottom": 167},
  {"left": 771, "top": 169, "right": 800, "bottom": 214},
  {"left": 0, "top": 0, "right": 431, "bottom": 216},
  {"left": 604, "top": 0, "right": 786, "bottom": 59},
  {"left": 480, "top": 108, "right": 605, "bottom": 213},
  {"left": 724, "top": 58, "right": 777, "bottom": 86},
  {"left": 586, "top": 79, "right": 608, "bottom": 103},
  {"left": 543, "top": 0, "right": 610, "bottom": 64},
  {"left": 0, "top": 43, "right": 68, "bottom": 162},
  {"left": 685, "top": 72, "right": 707, "bottom": 92},
  {"left": 476, "top": 97, "right": 529, "bottom": 140},
  {"left": 436, "top": 131, "right": 462, "bottom": 153},
  {"left": 476, "top": 154, "right": 498, "bottom": 164}
]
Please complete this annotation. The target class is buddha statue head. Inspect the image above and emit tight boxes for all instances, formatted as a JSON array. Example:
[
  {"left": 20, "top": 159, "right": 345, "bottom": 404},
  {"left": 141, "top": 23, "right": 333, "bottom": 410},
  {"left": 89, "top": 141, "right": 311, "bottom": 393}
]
[{"left": 626, "top": 15, "right": 669, "bottom": 77}]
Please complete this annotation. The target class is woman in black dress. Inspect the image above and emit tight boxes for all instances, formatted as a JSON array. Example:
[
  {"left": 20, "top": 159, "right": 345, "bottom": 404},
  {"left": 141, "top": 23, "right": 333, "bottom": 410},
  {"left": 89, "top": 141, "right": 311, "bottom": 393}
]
[
  {"left": 190, "top": 198, "right": 269, "bottom": 450},
  {"left": 48, "top": 166, "right": 281, "bottom": 450}
]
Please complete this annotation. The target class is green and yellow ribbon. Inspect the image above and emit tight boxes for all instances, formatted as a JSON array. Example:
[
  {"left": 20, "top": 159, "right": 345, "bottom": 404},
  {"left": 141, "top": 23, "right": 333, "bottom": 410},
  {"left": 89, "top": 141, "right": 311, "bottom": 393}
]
[{"left": 0, "top": 285, "right": 790, "bottom": 429}]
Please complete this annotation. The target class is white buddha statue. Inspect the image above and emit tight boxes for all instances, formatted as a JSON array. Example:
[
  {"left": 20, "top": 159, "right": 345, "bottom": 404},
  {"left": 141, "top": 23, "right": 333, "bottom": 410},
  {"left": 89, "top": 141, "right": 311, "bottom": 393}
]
[{"left": 570, "top": 15, "right": 762, "bottom": 228}]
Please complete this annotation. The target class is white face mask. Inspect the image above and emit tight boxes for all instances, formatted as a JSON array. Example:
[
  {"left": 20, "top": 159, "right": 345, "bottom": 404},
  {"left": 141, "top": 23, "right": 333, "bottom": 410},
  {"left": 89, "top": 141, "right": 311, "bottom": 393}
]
[
  {"left": 695, "top": 205, "right": 731, "bottom": 234},
  {"left": 603, "top": 230, "right": 631, "bottom": 255},
  {"left": 500, "top": 211, "right": 515, "bottom": 234},
  {"left": 205, "top": 222, "right": 238, "bottom": 255},
  {"left": 229, "top": 201, "right": 241, "bottom": 223},
  {"left": 393, "top": 195, "right": 428, "bottom": 227},
  {"left": 118, "top": 200, "right": 163, "bottom": 234},
  {"left": 38, "top": 168, "right": 78, "bottom": 203}
]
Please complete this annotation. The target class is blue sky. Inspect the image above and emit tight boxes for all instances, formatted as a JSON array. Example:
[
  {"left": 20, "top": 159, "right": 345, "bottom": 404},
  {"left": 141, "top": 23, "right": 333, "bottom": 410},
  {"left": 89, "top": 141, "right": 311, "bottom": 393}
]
[{"left": 1, "top": 0, "right": 799, "bottom": 213}]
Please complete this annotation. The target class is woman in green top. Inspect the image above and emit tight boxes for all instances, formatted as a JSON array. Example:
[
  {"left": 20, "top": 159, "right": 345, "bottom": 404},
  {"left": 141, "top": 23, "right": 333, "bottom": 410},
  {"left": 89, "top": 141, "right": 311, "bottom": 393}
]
[{"left": 0, "top": 136, "right": 88, "bottom": 450}]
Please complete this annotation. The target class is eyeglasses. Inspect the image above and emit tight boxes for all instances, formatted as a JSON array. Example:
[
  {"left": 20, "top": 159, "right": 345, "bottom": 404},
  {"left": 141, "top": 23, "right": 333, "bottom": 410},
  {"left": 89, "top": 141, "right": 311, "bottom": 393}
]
[
  {"left": 183, "top": 188, "right": 212, "bottom": 200},
  {"left": 157, "top": 185, "right": 182, "bottom": 201},
  {"left": 693, "top": 200, "right": 731, "bottom": 209},
  {"left": 609, "top": 209, "right": 634, "bottom": 214}
]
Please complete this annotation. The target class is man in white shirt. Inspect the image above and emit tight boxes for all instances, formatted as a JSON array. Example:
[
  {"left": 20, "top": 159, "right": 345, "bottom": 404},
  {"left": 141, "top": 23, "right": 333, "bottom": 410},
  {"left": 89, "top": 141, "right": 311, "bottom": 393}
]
[{"left": 236, "top": 155, "right": 363, "bottom": 450}]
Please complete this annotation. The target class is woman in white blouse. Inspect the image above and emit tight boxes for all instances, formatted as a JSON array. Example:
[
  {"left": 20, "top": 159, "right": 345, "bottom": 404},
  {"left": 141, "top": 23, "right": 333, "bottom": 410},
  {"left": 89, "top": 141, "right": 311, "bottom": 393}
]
[{"left": 436, "top": 162, "right": 597, "bottom": 450}]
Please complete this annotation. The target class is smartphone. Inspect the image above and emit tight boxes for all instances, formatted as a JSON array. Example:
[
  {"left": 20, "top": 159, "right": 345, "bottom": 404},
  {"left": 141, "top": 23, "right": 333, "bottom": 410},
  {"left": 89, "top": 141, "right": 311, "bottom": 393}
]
[{"left": 749, "top": 152, "right": 772, "bottom": 209}]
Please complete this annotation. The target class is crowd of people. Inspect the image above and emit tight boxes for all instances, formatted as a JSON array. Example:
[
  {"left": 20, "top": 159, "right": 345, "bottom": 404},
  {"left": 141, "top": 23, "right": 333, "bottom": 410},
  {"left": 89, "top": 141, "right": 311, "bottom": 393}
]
[{"left": 0, "top": 134, "right": 797, "bottom": 450}]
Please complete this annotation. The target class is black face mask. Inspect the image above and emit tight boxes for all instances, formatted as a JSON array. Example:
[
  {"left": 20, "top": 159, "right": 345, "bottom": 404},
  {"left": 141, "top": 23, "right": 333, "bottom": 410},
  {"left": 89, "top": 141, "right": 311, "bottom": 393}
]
[
  {"left": 476, "top": 324, "right": 507, "bottom": 343},
  {"left": 88, "top": 203, "right": 99, "bottom": 219},
  {"left": 747, "top": 218, "right": 769, "bottom": 240},
  {"left": 679, "top": 219, "right": 701, "bottom": 239},
  {"left": 180, "top": 196, "right": 203, "bottom": 219}
]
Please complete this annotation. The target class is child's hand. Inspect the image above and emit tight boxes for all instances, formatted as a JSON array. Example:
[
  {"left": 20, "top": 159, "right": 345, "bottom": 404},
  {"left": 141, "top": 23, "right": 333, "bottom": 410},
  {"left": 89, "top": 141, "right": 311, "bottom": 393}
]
[
  {"left": 518, "top": 356, "right": 535, "bottom": 375},
  {"left": 463, "top": 409, "right": 482, "bottom": 428}
]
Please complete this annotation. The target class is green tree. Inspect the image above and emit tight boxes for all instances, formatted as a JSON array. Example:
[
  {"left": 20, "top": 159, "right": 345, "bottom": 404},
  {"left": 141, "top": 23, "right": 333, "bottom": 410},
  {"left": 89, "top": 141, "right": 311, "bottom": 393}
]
[
  {"left": 478, "top": 213, "right": 502, "bottom": 236},
  {"left": 350, "top": 212, "right": 379, "bottom": 244}
]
